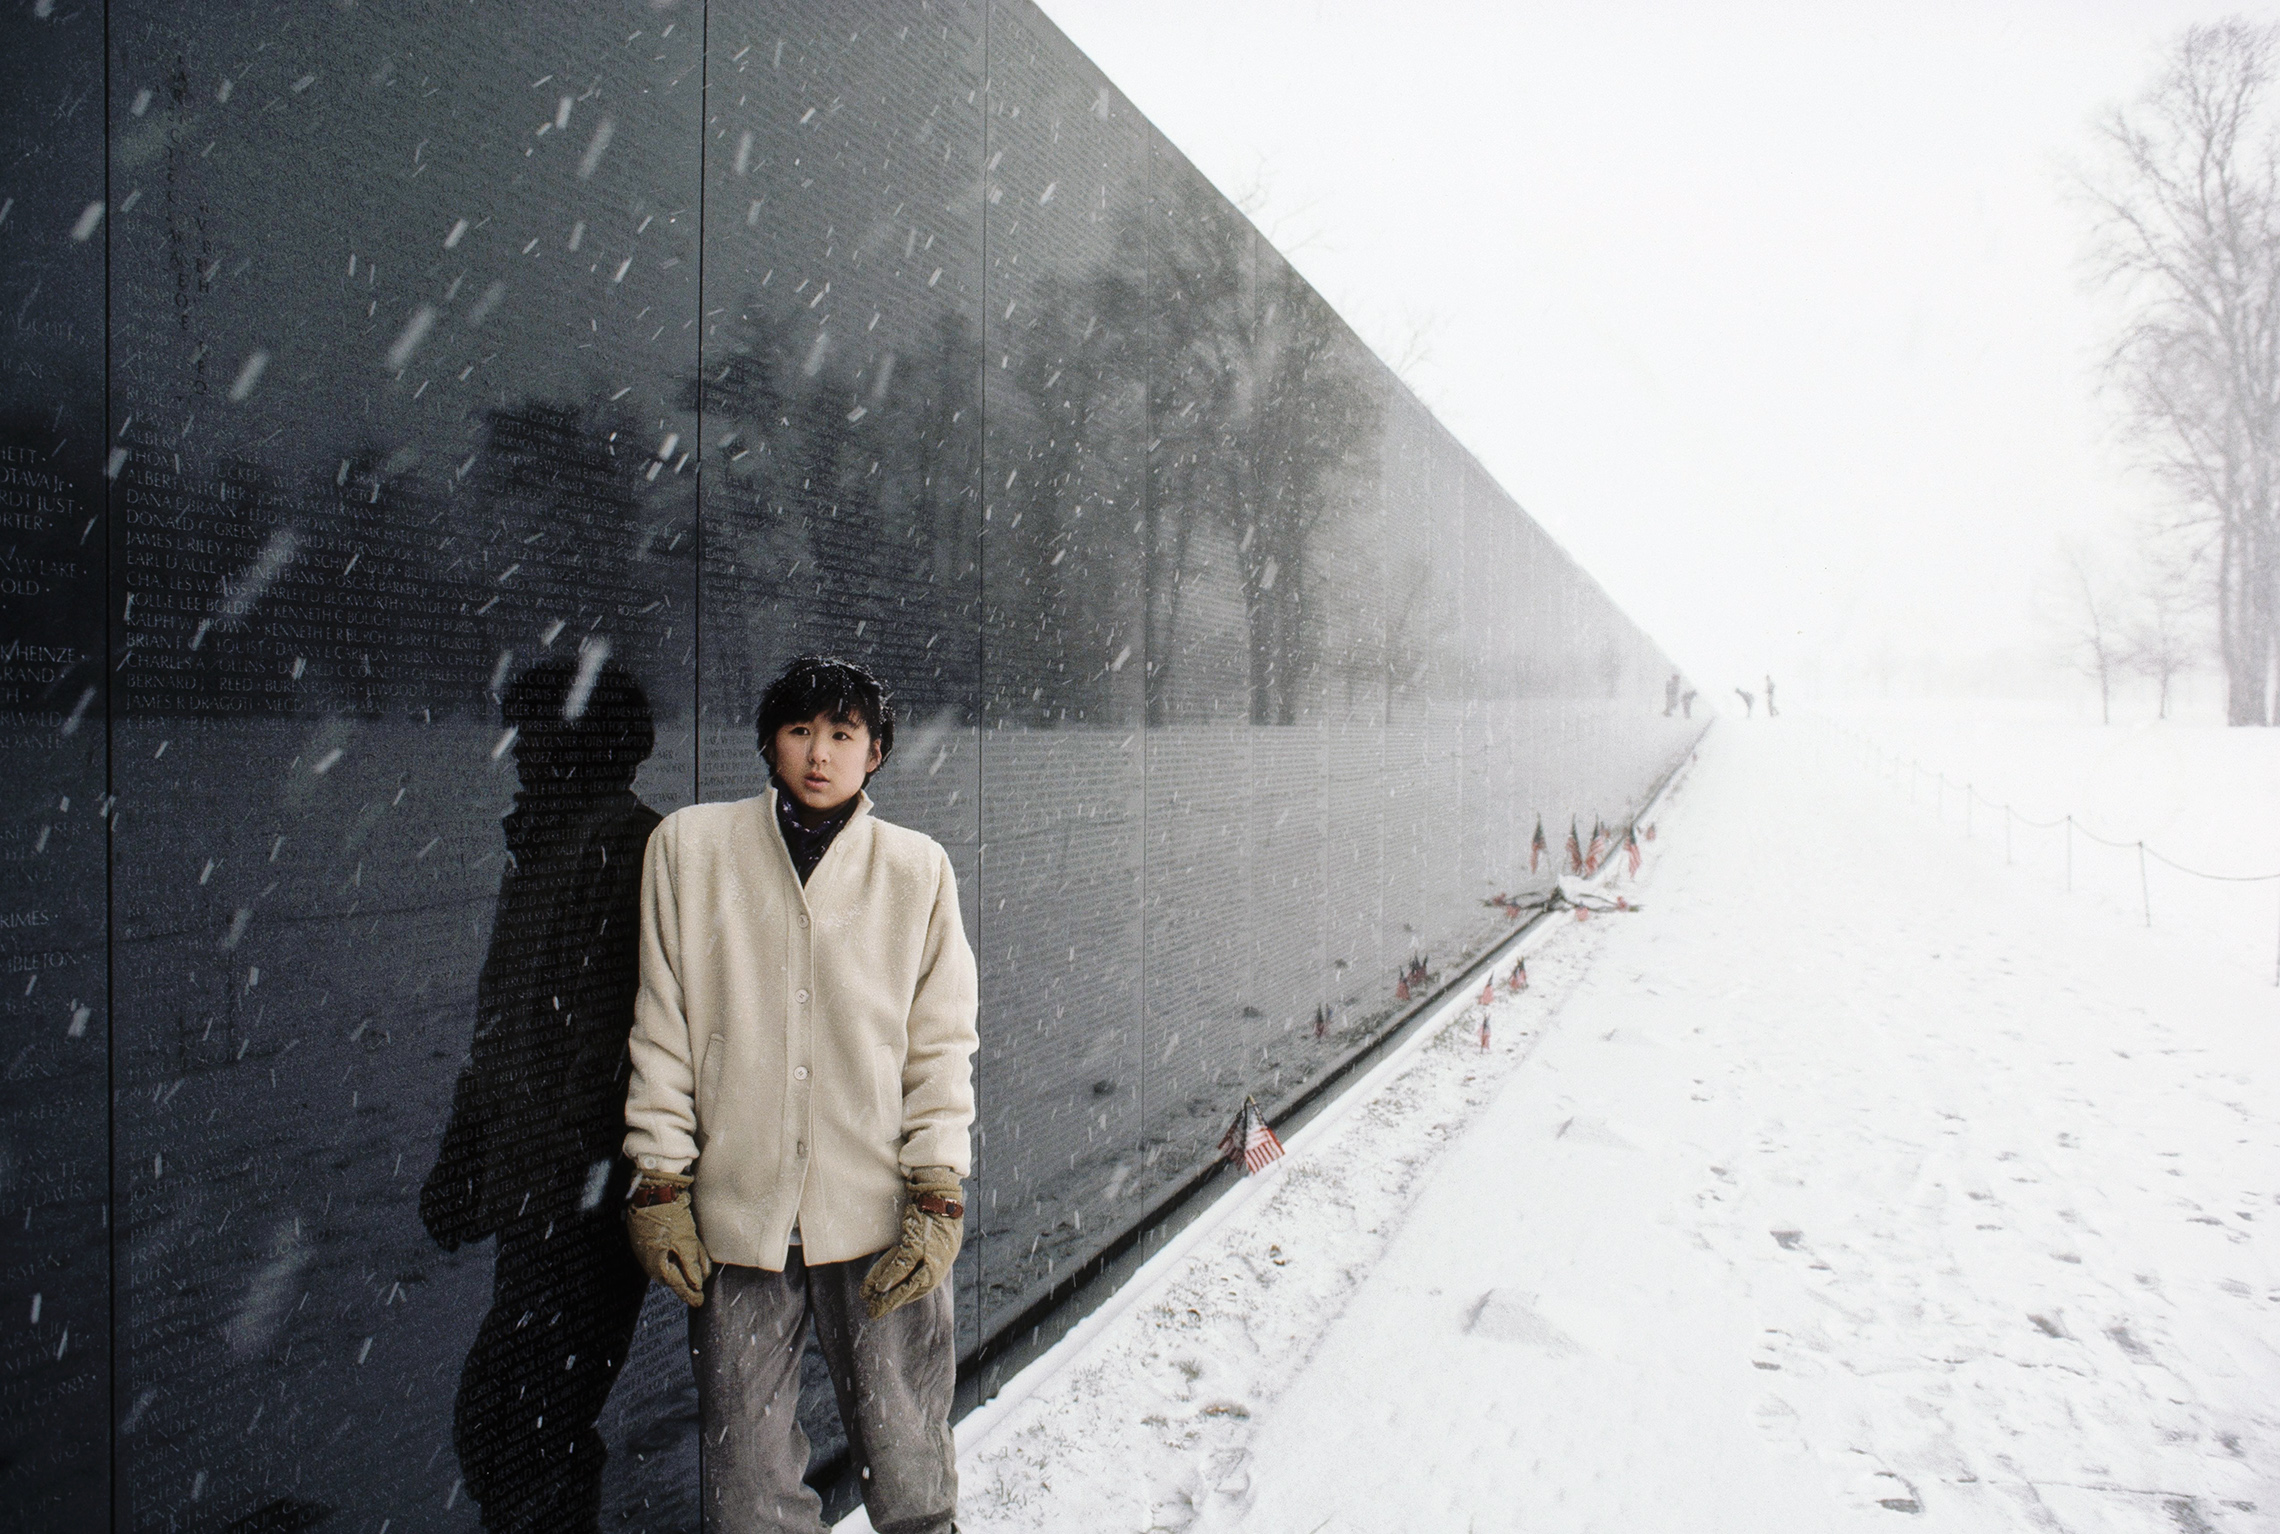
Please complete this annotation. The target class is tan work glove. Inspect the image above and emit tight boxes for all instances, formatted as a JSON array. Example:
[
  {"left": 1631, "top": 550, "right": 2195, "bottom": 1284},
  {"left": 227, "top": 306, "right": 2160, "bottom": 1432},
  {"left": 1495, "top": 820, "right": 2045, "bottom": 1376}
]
[
  {"left": 861, "top": 1165, "right": 965, "bottom": 1320},
  {"left": 624, "top": 1169, "right": 712, "bottom": 1308}
]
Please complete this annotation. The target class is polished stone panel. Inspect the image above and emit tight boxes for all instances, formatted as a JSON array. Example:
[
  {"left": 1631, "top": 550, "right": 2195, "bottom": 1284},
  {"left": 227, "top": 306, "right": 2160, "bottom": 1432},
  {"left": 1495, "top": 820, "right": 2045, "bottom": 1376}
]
[
  {"left": 102, "top": 4, "right": 701, "bottom": 1526},
  {"left": 974, "top": 0, "right": 1149, "bottom": 1336},
  {"left": 0, "top": 6, "right": 109, "bottom": 1527},
  {"left": 0, "top": 1, "right": 1704, "bottom": 1526}
]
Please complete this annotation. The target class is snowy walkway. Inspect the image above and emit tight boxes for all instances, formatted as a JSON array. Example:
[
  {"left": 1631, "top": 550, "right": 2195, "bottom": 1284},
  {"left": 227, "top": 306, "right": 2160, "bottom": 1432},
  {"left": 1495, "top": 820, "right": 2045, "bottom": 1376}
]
[{"left": 915, "top": 722, "right": 2280, "bottom": 1532}]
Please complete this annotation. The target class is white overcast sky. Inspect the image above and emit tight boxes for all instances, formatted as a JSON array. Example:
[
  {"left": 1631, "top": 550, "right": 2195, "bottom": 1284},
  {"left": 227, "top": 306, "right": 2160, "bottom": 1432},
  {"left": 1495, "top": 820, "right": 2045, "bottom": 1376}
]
[{"left": 1039, "top": 0, "right": 2270, "bottom": 698}]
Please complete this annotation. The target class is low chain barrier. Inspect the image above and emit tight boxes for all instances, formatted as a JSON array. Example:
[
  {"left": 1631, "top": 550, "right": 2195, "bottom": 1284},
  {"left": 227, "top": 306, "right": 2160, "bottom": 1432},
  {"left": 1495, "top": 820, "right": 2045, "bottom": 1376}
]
[{"left": 1828, "top": 725, "right": 2280, "bottom": 986}]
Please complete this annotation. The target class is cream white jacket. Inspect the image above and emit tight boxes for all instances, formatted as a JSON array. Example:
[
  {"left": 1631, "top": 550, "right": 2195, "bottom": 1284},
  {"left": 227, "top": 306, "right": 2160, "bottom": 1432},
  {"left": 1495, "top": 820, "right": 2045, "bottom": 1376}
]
[{"left": 621, "top": 787, "right": 979, "bottom": 1269}]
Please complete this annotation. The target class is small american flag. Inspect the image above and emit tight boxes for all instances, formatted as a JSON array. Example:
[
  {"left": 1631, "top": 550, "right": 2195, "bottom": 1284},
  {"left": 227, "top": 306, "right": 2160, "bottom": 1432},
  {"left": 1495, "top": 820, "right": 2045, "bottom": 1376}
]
[
  {"left": 1566, "top": 818, "right": 1584, "bottom": 874},
  {"left": 1585, "top": 820, "right": 1608, "bottom": 875},
  {"left": 1218, "top": 1096, "right": 1286, "bottom": 1176},
  {"left": 1624, "top": 823, "right": 1641, "bottom": 876},
  {"left": 1530, "top": 816, "right": 1547, "bottom": 873}
]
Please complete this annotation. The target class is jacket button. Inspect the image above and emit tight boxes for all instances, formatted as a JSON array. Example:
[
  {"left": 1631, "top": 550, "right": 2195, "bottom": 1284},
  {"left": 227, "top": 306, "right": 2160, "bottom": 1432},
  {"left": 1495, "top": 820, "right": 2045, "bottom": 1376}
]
[
  {"left": 796, "top": 1140, "right": 807, "bottom": 1157},
  {"left": 795, "top": 988, "right": 809, "bottom": 1004},
  {"left": 794, "top": 1066, "right": 809, "bottom": 1081},
  {"left": 797, "top": 913, "right": 810, "bottom": 928}
]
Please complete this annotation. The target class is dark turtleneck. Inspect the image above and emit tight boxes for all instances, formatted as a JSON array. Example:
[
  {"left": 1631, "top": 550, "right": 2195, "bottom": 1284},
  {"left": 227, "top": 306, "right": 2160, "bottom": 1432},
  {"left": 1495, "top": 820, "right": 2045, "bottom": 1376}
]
[{"left": 773, "top": 777, "right": 858, "bottom": 884}]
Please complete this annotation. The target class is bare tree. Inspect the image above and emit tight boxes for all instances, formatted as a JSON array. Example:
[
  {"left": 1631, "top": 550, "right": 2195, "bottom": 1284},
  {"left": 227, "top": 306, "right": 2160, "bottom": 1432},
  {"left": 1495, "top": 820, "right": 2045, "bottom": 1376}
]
[
  {"left": 2128, "top": 531, "right": 2208, "bottom": 718},
  {"left": 2081, "top": 20, "right": 2280, "bottom": 725},
  {"left": 2054, "top": 547, "right": 2131, "bottom": 723}
]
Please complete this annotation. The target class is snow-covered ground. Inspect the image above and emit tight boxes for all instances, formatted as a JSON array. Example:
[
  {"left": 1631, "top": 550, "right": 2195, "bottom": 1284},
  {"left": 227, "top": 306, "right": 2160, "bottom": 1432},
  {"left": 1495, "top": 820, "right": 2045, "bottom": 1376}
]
[{"left": 847, "top": 716, "right": 2280, "bottom": 1533}]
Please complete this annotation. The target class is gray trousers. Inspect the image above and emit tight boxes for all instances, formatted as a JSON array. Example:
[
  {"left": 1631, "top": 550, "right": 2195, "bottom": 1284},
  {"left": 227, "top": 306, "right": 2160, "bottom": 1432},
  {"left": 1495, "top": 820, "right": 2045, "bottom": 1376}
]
[{"left": 690, "top": 1249, "right": 957, "bottom": 1534}]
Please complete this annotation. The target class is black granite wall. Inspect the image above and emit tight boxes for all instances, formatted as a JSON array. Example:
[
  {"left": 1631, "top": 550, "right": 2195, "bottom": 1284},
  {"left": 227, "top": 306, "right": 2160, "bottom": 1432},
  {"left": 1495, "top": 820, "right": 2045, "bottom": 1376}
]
[{"left": 0, "top": 1, "right": 1702, "bottom": 1528}]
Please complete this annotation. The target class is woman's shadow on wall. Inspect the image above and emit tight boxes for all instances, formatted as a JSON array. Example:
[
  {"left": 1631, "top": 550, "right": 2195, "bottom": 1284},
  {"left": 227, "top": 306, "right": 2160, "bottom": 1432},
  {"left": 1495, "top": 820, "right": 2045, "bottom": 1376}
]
[{"left": 416, "top": 653, "right": 664, "bottom": 1534}]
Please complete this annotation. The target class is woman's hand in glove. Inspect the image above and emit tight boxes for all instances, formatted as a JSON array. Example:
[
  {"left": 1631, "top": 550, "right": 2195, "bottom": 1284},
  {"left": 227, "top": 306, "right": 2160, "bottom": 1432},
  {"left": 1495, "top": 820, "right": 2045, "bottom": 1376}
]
[
  {"left": 861, "top": 1165, "right": 964, "bottom": 1320},
  {"left": 624, "top": 1169, "right": 712, "bottom": 1307}
]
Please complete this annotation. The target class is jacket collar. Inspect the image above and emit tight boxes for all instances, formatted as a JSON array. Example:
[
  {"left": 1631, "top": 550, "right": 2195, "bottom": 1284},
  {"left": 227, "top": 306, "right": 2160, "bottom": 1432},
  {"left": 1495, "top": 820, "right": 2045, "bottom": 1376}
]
[
  {"left": 761, "top": 783, "right": 873, "bottom": 895},
  {"left": 764, "top": 781, "right": 872, "bottom": 828}
]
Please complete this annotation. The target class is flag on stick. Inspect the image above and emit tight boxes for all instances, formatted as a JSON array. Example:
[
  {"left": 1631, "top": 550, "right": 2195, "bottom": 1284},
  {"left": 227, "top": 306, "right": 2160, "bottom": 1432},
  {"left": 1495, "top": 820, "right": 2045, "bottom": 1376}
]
[
  {"left": 1585, "top": 820, "right": 1608, "bottom": 876},
  {"left": 1624, "top": 823, "right": 1641, "bottom": 877},
  {"left": 1218, "top": 1096, "right": 1286, "bottom": 1176},
  {"left": 1530, "top": 816, "right": 1547, "bottom": 874},
  {"left": 1566, "top": 818, "right": 1584, "bottom": 874}
]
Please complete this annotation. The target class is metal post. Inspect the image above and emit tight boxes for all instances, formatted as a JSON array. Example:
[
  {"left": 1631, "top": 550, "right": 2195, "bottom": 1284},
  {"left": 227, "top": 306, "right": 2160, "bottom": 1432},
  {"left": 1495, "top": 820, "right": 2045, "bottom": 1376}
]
[{"left": 2139, "top": 841, "right": 2151, "bottom": 927}]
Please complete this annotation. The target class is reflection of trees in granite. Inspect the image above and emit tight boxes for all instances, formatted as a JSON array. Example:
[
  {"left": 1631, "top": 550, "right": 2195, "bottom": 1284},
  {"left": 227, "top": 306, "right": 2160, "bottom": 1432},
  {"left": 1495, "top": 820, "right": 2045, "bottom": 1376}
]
[
  {"left": 689, "top": 204, "right": 1381, "bottom": 738},
  {"left": 1371, "top": 552, "right": 1450, "bottom": 723},
  {"left": 995, "top": 271, "right": 1146, "bottom": 726},
  {"left": 117, "top": 397, "right": 686, "bottom": 722},
  {"left": 1241, "top": 276, "right": 1383, "bottom": 725},
  {"left": 451, "top": 399, "right": 687, "bottom": 700},
  {"left": 1141, "top": 190, "right": 1385, "bottom": 726},
  {"left": 114, "top": 450, "right": 293, "bottom": 716},
  {"left": 1138, "top": 180, "right": 1250, "bottom": 725},
  {"left": 957, "top": 194, "right": 1393, "bottom": 1321},
  {"left": 691, "top": 302, "right": 981, "bottom": 722}
]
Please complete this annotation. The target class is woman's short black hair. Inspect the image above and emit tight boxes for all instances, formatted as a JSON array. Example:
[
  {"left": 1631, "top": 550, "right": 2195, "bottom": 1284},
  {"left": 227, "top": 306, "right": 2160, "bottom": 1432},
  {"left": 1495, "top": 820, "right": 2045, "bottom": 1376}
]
[{"left": 756, "top": 654, "right": 894, "bottom": 776}]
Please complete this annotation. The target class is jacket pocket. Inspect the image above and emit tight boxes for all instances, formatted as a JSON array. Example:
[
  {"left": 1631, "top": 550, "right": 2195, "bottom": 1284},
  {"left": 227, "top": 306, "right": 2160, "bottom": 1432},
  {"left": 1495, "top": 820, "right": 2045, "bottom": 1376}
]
[{"left": 873, "top": 1043, "right": 902, "bottom": 1141}]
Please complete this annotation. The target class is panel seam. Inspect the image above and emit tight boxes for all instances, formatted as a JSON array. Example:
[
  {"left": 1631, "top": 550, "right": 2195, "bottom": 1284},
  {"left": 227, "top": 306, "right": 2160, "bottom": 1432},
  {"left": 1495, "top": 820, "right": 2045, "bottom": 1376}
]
[{"left": 693, "top": 1, "right": 710, "bottom": 804}]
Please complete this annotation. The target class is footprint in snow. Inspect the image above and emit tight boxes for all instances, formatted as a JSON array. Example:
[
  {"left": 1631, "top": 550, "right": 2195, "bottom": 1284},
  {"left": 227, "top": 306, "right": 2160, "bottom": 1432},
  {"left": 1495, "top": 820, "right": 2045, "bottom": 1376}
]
[
  {"left": 1464, "top": 1290, "right": 1580, "bottom": 1355},
  {"left": 1751, "top": 1392, "right": 1807, "bottom": 1454},
  {"left": 1835, "top": 1453, "right": 1923, "bottom": 1516},
  {"left": 2105, "top": 1321, "right": 2156, "bottom": 1362},
  {"left": 1750, "top": 1325, "right": 1830, "bottom": 1379}
]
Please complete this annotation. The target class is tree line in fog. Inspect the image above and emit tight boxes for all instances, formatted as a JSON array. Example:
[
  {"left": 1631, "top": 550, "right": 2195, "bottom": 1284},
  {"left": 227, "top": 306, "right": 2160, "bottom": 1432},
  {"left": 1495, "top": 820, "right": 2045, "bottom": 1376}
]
[{"left": 2078, "top": 17, "right": 2280, "bottom": 726}]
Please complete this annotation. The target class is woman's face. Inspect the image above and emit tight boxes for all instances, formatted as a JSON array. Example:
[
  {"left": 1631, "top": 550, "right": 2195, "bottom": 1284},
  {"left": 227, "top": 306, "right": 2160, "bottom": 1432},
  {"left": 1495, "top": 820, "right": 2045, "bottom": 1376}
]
[{"left": 769, "top": 711, "right": 880, "bottom": 815}]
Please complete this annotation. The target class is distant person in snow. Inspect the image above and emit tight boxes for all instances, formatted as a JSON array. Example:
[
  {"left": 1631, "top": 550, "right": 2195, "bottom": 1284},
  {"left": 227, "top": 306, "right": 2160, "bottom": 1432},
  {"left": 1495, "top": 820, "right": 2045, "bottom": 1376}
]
[
  {"left": 1734, "top": 688, "right": 1755, "bottom": 718},
  {"left": 1681, "top": 688, "right": 1697, "bottom": 719},
  {"left": 1764, "top": 675, "right": 1778, "bottom": 717},
  {"left": 620, "top": 654, "right": 976, "bottom": 1534},
  {"left": 1664, "top": 673, "right": 1681, "bottom": 717},
  {"left": 420, "top": 654, "right": 659, "bottom": 1534}
]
